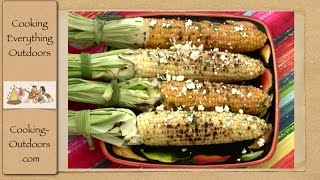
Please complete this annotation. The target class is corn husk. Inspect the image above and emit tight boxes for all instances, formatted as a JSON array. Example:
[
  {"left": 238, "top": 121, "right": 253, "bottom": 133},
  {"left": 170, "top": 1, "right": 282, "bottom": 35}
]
[
  {"left": 68, "top": 78, "right": 159, "bottom": 111},
  {"left": 68, "top": 108, "right": 143, "bottom": 147}
]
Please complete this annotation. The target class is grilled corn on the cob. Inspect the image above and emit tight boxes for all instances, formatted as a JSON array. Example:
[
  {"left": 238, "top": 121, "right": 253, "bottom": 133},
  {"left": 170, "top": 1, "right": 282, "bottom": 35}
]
[
  {"left": 159, "top": 81, "right": 271, "bottom": 115},
  {"left": 68, "top": 13, "right": 268, "bottom": 53},
  {"left": 145, "top": 18, "right": 267, "bottom": 53},
  {"left": 69, "top": 48, "right": 265, "bottom": 82},
  {"left": 120, "top": 47, "right": 265, "bottom": 82},
  {"left": 137, "top": 111, "right": 271, "bottom": 146}
]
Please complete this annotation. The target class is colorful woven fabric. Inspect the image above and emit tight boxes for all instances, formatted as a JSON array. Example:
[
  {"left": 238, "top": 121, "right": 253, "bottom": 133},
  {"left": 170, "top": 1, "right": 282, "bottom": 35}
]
[{"left": 68, "top": 11, "right": 294, "bottom": 169}]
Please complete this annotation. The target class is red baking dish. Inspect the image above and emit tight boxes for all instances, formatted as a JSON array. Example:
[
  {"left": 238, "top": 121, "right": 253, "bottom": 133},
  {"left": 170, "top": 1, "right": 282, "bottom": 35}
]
[{"left": 99, "top": 12, "right": 280, "bottom": 168}]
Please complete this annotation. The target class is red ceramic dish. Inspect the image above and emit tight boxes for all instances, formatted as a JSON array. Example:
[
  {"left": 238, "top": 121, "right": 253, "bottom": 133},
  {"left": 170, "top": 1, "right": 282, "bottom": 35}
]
[{"left": 100, "top": 12, "right": 280, "bottom": 168}]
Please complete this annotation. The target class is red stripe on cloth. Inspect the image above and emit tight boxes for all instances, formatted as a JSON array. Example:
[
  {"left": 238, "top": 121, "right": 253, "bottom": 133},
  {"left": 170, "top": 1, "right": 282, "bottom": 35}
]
[
  {"left": 116, "top": 11, "right": 246, "bottom": 17},
  {"left": 68, "top": 136, "right": 106, "bottom": 168},
  {"left": 274, "top": 36, "right": 294, "bottom": 79},
  {"left": 271, "top": 150, "right": 294, "bottom": 168},
  {"left": 251, "top": 11, "right": 294, "bottom": 38},
  {"left": 72, "top": 11, "right": 106, "bottom": 18}
]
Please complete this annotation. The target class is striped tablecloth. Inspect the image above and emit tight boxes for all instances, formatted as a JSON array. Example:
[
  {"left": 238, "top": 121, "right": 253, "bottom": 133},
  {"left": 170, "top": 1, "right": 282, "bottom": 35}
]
[{"left": 68, "top": 11, "right": 294, "bottom": 169}]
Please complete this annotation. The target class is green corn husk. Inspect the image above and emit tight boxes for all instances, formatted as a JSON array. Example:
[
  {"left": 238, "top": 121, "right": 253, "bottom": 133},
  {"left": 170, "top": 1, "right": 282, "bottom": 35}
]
[
  {"left": 68, "top": 108, "right": 143, "bottom": 147},
  {"left": 68, "top": 78, "right": 159, "bottom": 111},
  {"left": 68, "top": 49, "right": 135, "bottom": 80},
  {"left": 68, "top": 13, "right": 148, "bottom": 48}
]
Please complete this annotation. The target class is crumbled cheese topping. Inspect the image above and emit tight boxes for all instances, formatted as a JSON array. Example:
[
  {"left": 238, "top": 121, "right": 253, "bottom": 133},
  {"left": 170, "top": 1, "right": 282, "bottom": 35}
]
[
  {"left": 223, "top": 121, "right": 232, "bottom": 128},
  {"left": 189, "top": 50, "right": 200, "bottom": 60},
  {"left": 166, "top": 74, "right": 172, "bottom": 81},
  {"left": 242, "top": 148, "right": 247, "bottom": 154},
  {"left": 187, "top": 115, "right": 193, "bottom": 122},
  {"left": 246, "top": 116, "right": 253, "bottom": 122},
  {"left": 231, "top": 88, "right": 238, "bottom": 94},
  {"left": 171, "top": 76, "right": 177, "bottom": 81},
  {"left": 234, "top": 25, "right": 244, "bottom": 32},
  {"left": 156, "top": 104, "right": 164, "bottom": 111},
  {"left": 232, "top": 88, "right": 242, "bottom": 95},
  {"left": 182, "top": 86, "right": 188, "bottom": 93},
  {"left": 189, "top": 106, "right": 194, "bottom": 111},
  {"left": 176, "top": 75, "right": 185, "bottom": 81},
  {"left": 170, "top": 86, "right": 178, "bottom": 91},
  {"left": 186, "top": 82, "right": 196, "bottom": 90},
  {"left": 185, "top": 19, "right": 193, "bottom": 28},
  {"left": 257, "top": 138, "right": 265, "bottom": 147},
  {"left": 247, "top": 92, "right": 253, "bottom": 97},
  {"left": 203, "top": 89, "right": 208, "bottom": 94},
  {"left": 195, "top": 83, "right": 203, "bottom": 89},
  {"left": 239, "top": 109, "right": 244, "bottom": 114},
  {"left": 166, "top": 114, "right": 174, "bottom": 121},
  {"left": 213, "top": 47, "right": 219, "bottom": 52},
  {"left": 162, "top": 22, "right": 172, "bottom": 28},
  {"left": 241, "top": 32, "right": 248, "bottom": 37},
  {"left": 159, "top": 57, "right": 168, "bottom": 64},
  {"left": 198, "top": 104, "right": 205, "bottom": 111},
  {"left": 148, "top": 19, "right": 157, "bottom": 27},
  {"left": 199, "top": 44, "right": 204, "bottom": 50},
  {"left": 185, "top": 79, "right": 193, "bottom": 83},
  {"left": 237, "top": 158, "right": 241, "bottom": 162},
  {"left": 215, "top": 106, "right": 224, "bottom": 113},
  {"left": 224, "top": 105, "right": 230, "bottom": 112},
  {"left": 181, "top": 148, "right": 187, "bottom": 152}
]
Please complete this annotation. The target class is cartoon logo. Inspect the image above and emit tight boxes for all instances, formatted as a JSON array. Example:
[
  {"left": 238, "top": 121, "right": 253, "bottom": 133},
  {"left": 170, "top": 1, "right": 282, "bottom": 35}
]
[{"left": 7, "top": 85, "right": 54, "bottom": 105}]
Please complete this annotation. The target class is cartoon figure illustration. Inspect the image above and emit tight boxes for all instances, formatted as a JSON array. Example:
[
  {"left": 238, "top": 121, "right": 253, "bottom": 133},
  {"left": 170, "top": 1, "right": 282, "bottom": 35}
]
[
  {"left": 36, "top": 93, "right": 46, "bottom": 104},
  {"left": 39, "top": 86, "right": 54, "bottom": 103},
  {"left": 24, "top": 85, "right": 39, "bottom": 103},
  {"left": 7, "top": 86, "right": 22, "bottom": 105}
]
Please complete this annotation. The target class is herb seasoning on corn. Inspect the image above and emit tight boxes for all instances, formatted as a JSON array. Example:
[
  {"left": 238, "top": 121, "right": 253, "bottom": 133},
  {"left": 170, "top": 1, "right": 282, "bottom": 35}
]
[
  {"left": 68, "top": 44, "right": 265, "bottom": 82},
  {"left": 137, "top": 111, "right": 272, "bottom": 146},
  {"left": 68, "top": 13, "right": 268, "bottom": 53}
]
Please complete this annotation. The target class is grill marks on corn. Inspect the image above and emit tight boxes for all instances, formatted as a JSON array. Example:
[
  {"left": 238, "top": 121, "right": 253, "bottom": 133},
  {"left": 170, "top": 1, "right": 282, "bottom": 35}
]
[
  {"left": 137, "top": 111, "right": 271, "bottom": 146},
  {"left": 144, "top": 18, "right": 267, "bottom": 53},
  {"left": 133, "top": 48, "right": 265, "bottom": 82},
  {"left": 159, "top": 81, "right": 271, "bottom": 115}
]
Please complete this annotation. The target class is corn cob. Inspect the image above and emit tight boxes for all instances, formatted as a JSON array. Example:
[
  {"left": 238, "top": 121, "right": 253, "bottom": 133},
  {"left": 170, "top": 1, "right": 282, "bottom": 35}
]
[
  {"left": 69, "top": 48, "right": 265, "bottom": 82},
  {"left": 68, "top": 13, "right": 268, "bottom": 53},
  {"left": 158, "top": 81, "right": 271, "bottom": 115},
  {"left": 120, "top": 47, "right": 265, "bottom": 82},
  {"left": 145, "top": 18, "right": 267, "bottom": 53},
  {"left": 137, "top": 111, "right": 272, "bottom": 146}
]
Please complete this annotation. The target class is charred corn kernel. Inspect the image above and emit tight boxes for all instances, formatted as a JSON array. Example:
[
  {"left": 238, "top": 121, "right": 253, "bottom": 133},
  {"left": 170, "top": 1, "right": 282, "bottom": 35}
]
[
  {"left": 144, "top": 18, "right": 267, "bottom": 53},
  {"left": 159, "top": 81, "right": 271, "bottom": 115},
  {"left": 119, "top": 48, "right": 265, "bottom": 82},
  {"left": 137, "top": 111, "right": 271, "bottom": 146}
]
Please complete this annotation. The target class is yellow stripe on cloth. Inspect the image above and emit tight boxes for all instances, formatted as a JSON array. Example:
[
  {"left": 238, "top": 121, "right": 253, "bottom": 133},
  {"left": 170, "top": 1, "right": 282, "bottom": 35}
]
[{"left": 249, "top": 132, "right": 294, "bottom": 168}]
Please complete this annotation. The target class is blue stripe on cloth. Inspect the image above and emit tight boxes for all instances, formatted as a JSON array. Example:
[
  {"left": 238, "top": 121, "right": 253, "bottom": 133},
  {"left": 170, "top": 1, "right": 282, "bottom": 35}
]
[
  {"left": 279, "top": 99, "right": 294, "bottom": 132},
  {"left": 90, "top": 158, "right": 111, "bottom": 168},
  {"left": 274, "top": 27, "right": 294, "bottom": 45},
  {"left": 280, "top": 91, "right": 294, "bottom": 108},
  {"left": 243, "top": 11, "right": 256, "bottom": 16},
  {"left": 279, "top": 71, "right": 294, "bottom": 89}
]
